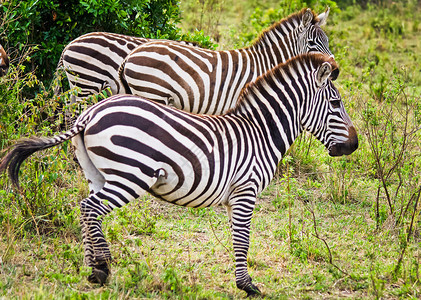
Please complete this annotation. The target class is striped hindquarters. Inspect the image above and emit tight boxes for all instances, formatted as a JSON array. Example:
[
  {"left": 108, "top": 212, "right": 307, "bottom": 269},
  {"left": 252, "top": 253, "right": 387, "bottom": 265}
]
[
  {"left": 58, "top": 32, "right": 203, "bottom": 101},
  {"left": 60, "top": 32, "right": 150, "bottom": 99}
]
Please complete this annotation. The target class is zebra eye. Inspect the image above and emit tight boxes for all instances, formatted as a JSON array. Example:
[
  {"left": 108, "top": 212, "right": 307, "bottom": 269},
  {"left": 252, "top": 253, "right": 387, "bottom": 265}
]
[{"left": 330, "top": 100, "right": 341, "bottom": 108}]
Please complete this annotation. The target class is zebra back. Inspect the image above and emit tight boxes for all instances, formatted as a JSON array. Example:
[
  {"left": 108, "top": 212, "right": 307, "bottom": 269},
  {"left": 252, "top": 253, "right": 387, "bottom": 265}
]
[
  {"left": 120, "top": 8, "right": 334, "bottom": 115},
  {"left": 55, "top": 32, "right": 202, "bottom": 101}
]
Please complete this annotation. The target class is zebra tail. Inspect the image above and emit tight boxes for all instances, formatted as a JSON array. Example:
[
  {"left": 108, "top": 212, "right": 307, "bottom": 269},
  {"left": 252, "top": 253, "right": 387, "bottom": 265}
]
[
  {"left": 53, "top": 52, "right": 65, "bottom": 96},
  {"left": 118, "top": 57, "right": 131, "bottom": 94},
  {"left": 0, "top": 125, "right": 84, "bottom": 189}
]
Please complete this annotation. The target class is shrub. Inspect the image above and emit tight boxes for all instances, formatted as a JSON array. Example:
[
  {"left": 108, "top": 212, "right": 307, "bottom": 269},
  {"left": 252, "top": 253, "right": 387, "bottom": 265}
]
[
  {"left": 362, "top": 70, "right": 421, "bottom": 229},
  {"left": 0, "top": 0, "right": 186, "bottom": 84}
]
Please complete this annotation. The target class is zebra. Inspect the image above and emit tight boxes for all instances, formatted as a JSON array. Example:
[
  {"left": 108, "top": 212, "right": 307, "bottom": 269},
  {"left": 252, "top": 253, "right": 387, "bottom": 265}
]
[
  {"left": 0, "top": 53, "right": 358, "bottom": 296},
  {"left": 0, "top": 44, "right": 9, "bottom": 77},
  {"left": 55, "top": 32, "right": 199, "bottom": 103},
  {"left": 119, "top": 8, "right": 333, "bottom": 115}
]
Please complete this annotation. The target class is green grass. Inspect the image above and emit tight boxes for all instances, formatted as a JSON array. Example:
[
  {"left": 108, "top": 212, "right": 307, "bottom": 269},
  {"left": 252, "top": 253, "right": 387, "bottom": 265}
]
[
  {"left": 1, "top": 0, "right": 421, "bottom": 298},
  {"left": 1, "top": 187, "right": 419, "bottom": 298}
]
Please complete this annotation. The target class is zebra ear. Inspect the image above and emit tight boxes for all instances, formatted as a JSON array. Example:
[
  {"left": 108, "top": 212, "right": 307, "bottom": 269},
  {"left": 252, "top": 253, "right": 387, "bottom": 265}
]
[
  {"left": 317, "top": 7, "right": 330, "bottom": 27},
  {"left": 302, "top": 8, "right": 314, "bottom": 28},
  {"left": 316, "top": 62, "right": 332, "bottom": 86}
]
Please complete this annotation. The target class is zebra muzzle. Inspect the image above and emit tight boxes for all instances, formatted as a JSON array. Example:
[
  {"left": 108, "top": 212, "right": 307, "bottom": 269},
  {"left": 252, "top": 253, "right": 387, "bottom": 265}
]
[{"left": 328, "top": 126, "right": 358, "bottom": 156}]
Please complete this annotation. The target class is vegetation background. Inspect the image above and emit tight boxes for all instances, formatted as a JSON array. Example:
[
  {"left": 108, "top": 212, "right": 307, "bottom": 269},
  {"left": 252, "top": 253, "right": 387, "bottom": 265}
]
[{"left": 0, "top": 0, "right": 420, "bottom": 298}]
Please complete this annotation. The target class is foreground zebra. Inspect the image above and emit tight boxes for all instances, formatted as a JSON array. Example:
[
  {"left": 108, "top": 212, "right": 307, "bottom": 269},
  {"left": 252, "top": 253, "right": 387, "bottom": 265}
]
[
  {"left": 0, "top": 54, "right": 358, "bottom": 296},
  {"left": 55, "top": 32, "right": 199, "bottom": 102},
  {"left": 120, "top": 8, "right": 332, "bottom": 114},
  {"left": 0, "top": 44, "right": 9, "bottom": 76}
]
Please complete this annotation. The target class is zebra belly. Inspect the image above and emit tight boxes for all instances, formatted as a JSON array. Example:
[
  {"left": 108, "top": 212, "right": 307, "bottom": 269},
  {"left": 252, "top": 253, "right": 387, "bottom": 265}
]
[{"left": 151, "top": 177, "right": 230, "bottom": 208}]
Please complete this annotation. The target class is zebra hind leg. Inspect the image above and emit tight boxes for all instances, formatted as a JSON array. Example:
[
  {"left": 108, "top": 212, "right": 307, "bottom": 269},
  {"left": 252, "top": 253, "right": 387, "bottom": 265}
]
[
  {"left": 80, "top": 195, "right": 113, "bottom": 285},
  {"left": 79, "top": 180, "right": 153, "bottom": 285},
  {"left": 81, "top": 226, "right": 110, "bottom": 285},
  {"left": 80, "top": 214, "right": 111, "bottom": 285},
  {"left": 71, "top": 134, "right": 108, "bottom": 282}
]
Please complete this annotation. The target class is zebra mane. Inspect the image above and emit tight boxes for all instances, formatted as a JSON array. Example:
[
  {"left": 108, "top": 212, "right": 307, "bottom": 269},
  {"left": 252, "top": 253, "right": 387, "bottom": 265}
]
[
  {"left": 251, "top": 8, "right": 320, "bottom": 48},
  {"left": 230, "top": 53, "right": 338, "bottom": 113}
]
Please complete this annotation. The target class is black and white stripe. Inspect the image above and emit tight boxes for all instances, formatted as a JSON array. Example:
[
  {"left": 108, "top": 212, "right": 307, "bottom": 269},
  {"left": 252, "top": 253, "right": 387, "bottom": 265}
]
[
  {"left": 0, "top": 44, "right": 9, "bottom": 77},
  {"left": 55, "top": 32, "right": 198, "bottom": 101},
  {"left": 120, "top": 8, "right": 333, "bottom": 114},
  {"left": 1, "top": 53, "right": 358, "bottom": 296}
]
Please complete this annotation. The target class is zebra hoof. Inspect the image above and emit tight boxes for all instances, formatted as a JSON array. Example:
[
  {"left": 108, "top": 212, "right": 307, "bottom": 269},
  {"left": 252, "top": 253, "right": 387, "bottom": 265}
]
[
  {"left": 237, "top": 278, "right": 261, "bottom": 297},
  {"left": 245, "top": 284, "right": 261, "bottom": 297},
  {"left": 87, "top": 262, "right": 110, "bottom": 285}
]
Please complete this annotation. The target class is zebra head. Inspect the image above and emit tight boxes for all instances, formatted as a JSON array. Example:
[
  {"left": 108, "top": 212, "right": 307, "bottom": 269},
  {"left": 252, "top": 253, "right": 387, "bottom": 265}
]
[
  {"left": 300, "top": 55, "right": 358, "bottom": 156},
  {"left": 297, "top": 8, "right": 333, "bottom": 58},
  {"left": 0, "top": 44, "right": 9, "bottom": 77}
]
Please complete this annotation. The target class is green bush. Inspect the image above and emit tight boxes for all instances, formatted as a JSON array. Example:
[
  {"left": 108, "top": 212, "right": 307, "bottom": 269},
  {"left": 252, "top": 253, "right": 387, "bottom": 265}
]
[{"left": 0, "top": 0, "right": 185, "bottom": 84}]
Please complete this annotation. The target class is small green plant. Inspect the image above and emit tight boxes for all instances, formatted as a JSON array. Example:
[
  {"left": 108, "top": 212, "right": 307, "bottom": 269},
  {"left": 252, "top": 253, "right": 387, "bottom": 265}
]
[
  {"left": 181, "top": 0, "right": 225, "bottom": 43},
  {"left": 325, "top": 157, "right": 357, "bottom": 204},
  {"left": 162, "top": 267, "right": 183, "bottom": 293}
]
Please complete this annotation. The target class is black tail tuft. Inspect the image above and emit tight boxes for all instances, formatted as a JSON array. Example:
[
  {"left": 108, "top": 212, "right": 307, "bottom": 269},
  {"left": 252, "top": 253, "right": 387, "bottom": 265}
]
[{"left": 0, "top": 137, "right": 56, "bottom": 188}]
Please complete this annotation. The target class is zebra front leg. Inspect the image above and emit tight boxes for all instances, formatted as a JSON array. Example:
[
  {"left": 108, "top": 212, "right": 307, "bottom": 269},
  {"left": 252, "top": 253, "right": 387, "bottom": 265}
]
[
  {"left": 80, "top": 195, "right": 113, "bottom": 285},
  {"left": 229, "top": 202, "right": 261, "bottom": 296}
]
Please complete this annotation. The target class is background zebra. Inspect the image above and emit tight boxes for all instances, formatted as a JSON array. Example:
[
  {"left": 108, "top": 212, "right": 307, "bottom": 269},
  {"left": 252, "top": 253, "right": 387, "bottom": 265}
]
[
  {"left": 120, "top": 8, "right": 333, "bottom": 115},
  {"left": 55, "top": 32, "right": 199, "bottom": 103},
  {"left": 0, "top": 53, "right": 358, "bottom": 296},
  {"left": 0, "top": 44, "right": 9, "bottom": 76}
]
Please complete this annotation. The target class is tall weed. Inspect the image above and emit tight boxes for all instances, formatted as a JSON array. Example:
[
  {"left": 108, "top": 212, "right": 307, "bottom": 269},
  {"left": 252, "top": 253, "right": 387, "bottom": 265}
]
[
  {"left": 362, "top": 70, "right": 420, "bottom": 227},
  {"left": 0, "top": 49, "right": 83, "bottom": 235}
]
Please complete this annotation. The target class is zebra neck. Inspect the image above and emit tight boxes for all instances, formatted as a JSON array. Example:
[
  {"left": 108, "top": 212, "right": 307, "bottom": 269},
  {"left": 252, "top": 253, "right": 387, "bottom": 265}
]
[
  {"left": 248, "top": 22, "right": 299, "bottom": 72},
  {"left": 233, "top": 84, "right": 303, "bottom": 164}
]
